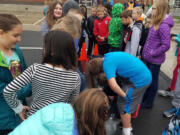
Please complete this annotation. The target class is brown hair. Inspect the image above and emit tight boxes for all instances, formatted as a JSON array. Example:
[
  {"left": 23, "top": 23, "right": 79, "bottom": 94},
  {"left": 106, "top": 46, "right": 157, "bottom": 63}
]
[
  {"left": 42, "top": 30, "right": 77, "bottom": 70},
  {"left": 152, "top": 0, "right": 169, "bottom": 30},
  {"left": 52, "top": 14, "right": 81, "bottom": 38},
  {"left": 0, "top": 14, "right": 22, "bottom": 32},
  {"left": 87, "top": 58, "right": 106, "bottom": 87},
  {"left": 73, "top": 88, "right": 109, "bottom": 135},
  {"left": 46, "top": 1, "right": 62, "bottom": 28},
  {"left": 120, "top": 9, "right": 132, "bottom": 18}
]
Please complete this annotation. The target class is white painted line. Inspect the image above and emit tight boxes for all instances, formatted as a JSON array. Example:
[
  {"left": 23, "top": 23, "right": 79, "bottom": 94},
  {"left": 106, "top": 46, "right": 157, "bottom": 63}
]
[
  {"left": 33, "top": 17, "right": 45, "bottom": 26},
  {"left": 23, "top": 24, "right": 34, "bottom": 26},
  {"left": 20, "top": 47, "right": 42, "bottom": 50}
]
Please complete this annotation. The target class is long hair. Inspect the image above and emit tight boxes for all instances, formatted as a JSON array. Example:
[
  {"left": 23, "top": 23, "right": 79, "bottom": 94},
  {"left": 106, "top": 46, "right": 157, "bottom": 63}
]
[
  {"left": 73, "top": 89, "right": 109, "bottom": 135},
  {"left": 46, "top": 1, "right": 62, "bottom": 28},
  {"left": 152, "top": 0, "right": 168, "bottom": 30}
]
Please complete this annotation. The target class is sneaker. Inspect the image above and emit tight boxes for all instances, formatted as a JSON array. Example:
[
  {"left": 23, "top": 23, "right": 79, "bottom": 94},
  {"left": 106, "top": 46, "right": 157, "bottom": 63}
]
[
  {"left": 158, "top": 88, "right": 174, "bottom": 97},
  {"left": 163, "top": 107, "right": 177, "bottom": 118},
  {"left": 122, "top": 129, "right": 134, "bottom": 135}
]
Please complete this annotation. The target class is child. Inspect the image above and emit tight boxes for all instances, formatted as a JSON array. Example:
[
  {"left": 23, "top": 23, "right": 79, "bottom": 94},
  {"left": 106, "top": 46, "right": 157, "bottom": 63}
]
[
  {"left": 52, "top": 14, "right": 86, "bottom": 92},
  {"left": 121, "top": 9, "right": 142, "bottom": 56},
  {"left": 8, "top": 89, "right": 109, "bottom": 135},
  {"left": 163, "top": 33, "right": 180, "bottom": 117},
  {"left": 108, "top": 3, "right": 124, "bottom": 52},
  {"left": 93, "top": 5, "right": 111, "bottom": 56},
  {"left": 87, "top": 5, "right": 97, "bottom": 57},
  {"left": 139, "top": 14, "right": 152, "bottom": 59},
  {"left": 78, "top": 5, "right": 88, "bottom": 57},
  {"left": 120, "top": 10, "right": 132, "bottom": 51},
  {"left": 126, "top": 7, "right": 143, "bottom": 56},
  {"left": 88, "top": 52, "right": 152, "bottom": 135},
  {"left": 40, "top": 1, "right": 63, "bottom": 36},
  {"left": 4, "top": 30, "right": 81, "bottom": 119},
  {"left": 158, "top": 33, "right": 180, "bottom": 97},
  {"left": 0, "top": 14, "right": 31, "bottom": 135},
  {"left": 142, "top": 0, "right": 174, "bottom": 108}
]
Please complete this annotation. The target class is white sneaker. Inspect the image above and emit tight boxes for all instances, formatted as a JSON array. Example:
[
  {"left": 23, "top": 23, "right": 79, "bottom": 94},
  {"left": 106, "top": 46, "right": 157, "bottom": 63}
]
[
  {"left": 158, "top": 89, "right": 174, "bottom": 97},
  {"left": 122, "top": 128, "right": 133, "bottom": 135}
]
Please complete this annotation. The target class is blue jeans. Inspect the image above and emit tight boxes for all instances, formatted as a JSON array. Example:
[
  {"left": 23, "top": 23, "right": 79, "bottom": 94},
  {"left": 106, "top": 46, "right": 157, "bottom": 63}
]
[{"left": 142, "top": 62, "right": 161, "bottom": 108}]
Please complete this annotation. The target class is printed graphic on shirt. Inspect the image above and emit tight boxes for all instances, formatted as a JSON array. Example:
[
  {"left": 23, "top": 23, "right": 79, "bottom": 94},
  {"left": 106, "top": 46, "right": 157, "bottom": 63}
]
[{"left": 9, "top": 60, "right": 21, "bottom": 78}]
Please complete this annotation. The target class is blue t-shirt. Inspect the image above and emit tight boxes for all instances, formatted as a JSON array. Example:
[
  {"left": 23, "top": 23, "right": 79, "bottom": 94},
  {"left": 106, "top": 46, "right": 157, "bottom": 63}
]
[{"left": 103, "top": 52, "right": 152, "bottom": 88}]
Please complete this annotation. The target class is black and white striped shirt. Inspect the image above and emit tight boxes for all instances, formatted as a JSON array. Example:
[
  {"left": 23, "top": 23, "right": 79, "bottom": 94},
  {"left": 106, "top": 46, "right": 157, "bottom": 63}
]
[{"left": 4, "top": 63, "right": 81, "bottom": 116}]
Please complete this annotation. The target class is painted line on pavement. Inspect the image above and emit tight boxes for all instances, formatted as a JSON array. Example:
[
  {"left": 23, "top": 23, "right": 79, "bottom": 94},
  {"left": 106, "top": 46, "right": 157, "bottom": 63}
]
[
  {"left": 33, "top": 17, "right": 45, "bottom": 26},
  {"left": 20, "top": 47, "right": 42, "bottom": 50}
]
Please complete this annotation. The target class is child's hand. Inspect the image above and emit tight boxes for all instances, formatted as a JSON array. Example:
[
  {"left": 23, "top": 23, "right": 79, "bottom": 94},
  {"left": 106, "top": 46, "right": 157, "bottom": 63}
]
[
  {"left": 171, "top": 36, "right": 176, "bottom": 41},
  {"left": 19, "top": 106, "right": 29, "bottom": 121},
  {"left": 101, "top": 37, "right": 105, "bottom": 41}
]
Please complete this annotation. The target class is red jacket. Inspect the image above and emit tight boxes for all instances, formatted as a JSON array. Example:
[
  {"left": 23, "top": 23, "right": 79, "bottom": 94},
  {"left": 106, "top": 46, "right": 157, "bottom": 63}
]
[{"left": 93, "top": 16, "right": 111, "bottom": 42}]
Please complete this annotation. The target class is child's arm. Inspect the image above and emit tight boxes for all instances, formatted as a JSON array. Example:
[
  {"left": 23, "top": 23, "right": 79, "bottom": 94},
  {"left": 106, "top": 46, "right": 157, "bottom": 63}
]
[
  {"left": 3, "top": 64, "right": 35, "bottom": 114},
  {"left": 150, "top": 24, "right": 171, "bottom": 57},
  {"left": 69, "top": 75, "right": 81, "bottom": 103},
  {"left": 105, "top": 17, "right": 111, "bottom": 39},
  {"left": 175, "top": 34, "right": 180, "bottom": 45},
  {"left": 108, "top": 78, "right": 126, "bottom": 97}
]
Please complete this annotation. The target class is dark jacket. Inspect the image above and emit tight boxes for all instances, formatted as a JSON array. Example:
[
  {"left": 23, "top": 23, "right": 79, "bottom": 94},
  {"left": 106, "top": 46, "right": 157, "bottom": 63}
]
[
  {"left": 0, "top": 45, "right": 32, "bottom": 130},
  {"left": 87, "top": 15, "right": 97, "bottom": 36}
]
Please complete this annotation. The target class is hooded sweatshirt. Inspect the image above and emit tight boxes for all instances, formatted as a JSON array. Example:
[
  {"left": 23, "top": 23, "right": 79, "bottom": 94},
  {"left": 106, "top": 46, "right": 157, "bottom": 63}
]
[
  {"left": 142, "top": 15, "right": 174, "bottom": 64},
  {"left": 9, "top": 103, "right": 78, "bottom": 135},
  {"left": 108, "top": 3, "right": 123, "bottom": 48}
]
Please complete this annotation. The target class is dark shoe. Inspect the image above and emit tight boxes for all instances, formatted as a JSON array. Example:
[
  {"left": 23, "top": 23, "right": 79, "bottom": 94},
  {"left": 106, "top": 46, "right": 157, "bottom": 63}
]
[{"left": 163, "top": 107, "right": 177, "bottom": 118}]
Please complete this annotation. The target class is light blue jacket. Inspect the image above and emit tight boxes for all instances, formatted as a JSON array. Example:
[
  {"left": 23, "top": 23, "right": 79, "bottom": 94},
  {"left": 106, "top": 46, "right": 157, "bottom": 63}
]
[{"left": 9, "top": 103, "right": 78, "bottom": 135}]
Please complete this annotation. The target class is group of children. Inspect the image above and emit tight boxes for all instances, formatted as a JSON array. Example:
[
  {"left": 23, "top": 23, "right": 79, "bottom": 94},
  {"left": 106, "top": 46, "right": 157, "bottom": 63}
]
[
  {"left": 0, "top": 12, "right": 109, "bottom": 135},
  {"left": 0, "top": 0, "right": 179, "bottom": 135}
]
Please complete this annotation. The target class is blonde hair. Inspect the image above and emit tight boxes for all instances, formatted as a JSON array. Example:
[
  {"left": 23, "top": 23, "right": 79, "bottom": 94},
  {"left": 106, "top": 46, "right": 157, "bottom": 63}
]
[
  {"left": 152, "top": 0, "right": 169, "bottom": 30},
  {"left": 52, "top": 14, "right": 81, "bottom": 38},
  {"left": 133, "top": 7, "right": 143, "bottom": 15},
  {"left": 97, "top": 5, "right": 105, "bottom": 13}
]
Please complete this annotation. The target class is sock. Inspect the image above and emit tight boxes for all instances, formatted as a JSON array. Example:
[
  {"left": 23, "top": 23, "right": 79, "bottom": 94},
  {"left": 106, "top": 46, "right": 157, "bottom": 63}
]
[{"left": 122, "top": 127, "right": 132, "bottom": 135}]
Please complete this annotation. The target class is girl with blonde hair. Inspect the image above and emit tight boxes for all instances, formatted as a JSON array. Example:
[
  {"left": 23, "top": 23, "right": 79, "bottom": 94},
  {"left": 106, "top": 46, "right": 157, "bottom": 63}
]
[{"left": 142, "top": 0, "right": 174, "bottom": 108}]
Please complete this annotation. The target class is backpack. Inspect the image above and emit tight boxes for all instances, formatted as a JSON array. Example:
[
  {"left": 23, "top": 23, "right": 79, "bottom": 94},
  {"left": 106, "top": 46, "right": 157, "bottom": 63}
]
[
  {"left": 134, "top": 21, "right": 147, "bottom": 47},
  {"left": 162, "top": 108, "right": 180, "bottom": 135}
]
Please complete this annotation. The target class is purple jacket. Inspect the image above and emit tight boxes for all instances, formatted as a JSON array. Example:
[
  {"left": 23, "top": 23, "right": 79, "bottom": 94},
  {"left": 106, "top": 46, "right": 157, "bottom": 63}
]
[{"left": 142, "top": 15, "right": 174, "bottom": 64}]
